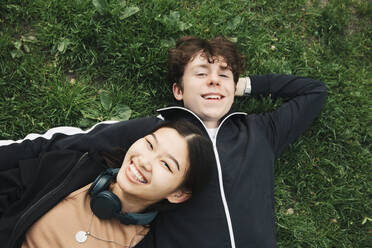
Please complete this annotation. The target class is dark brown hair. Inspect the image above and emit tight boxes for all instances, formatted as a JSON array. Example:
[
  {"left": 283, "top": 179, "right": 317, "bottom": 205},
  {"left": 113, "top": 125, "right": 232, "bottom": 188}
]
[{"left": 168, "top": 36, "right": 246, "bottom": 88}]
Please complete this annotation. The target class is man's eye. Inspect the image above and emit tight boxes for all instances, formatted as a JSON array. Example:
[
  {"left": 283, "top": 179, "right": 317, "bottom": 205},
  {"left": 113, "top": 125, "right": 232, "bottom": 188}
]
[
  {"left": 161, "top": 161, "right": 172, "bottom": 172},
  {"left": 220, "top": 74, "right": 228, "bottom": 78},
  {"left": 146, "top": 139, "right": 153, "bottom": 150},
  {"left": 196, "top": 73, "right": 207, "bottom": 77}
]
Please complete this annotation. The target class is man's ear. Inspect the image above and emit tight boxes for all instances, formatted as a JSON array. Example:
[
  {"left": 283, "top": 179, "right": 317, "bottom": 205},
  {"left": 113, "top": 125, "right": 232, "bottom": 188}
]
[
  {"left": 166, "top": 189, "right": 191, "bottom": 204},
  {"left": 172, "top": 83, "right": 184, "bottom": 101}
]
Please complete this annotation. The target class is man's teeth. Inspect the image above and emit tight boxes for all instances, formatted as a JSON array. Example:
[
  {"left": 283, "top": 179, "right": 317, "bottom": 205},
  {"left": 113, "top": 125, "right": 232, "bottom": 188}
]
[
  {"left": 129, "top": 164, "right": 147, "bottom": 183},
  {"left": 204, "top": 95, "right": 221, "bottom": 99}
]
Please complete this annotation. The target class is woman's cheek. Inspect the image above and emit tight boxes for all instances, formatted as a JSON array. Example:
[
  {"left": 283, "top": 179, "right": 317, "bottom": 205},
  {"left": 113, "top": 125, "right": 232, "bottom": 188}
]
[{"left": 153, "top": 171, "right": 173, "bottom": 191}]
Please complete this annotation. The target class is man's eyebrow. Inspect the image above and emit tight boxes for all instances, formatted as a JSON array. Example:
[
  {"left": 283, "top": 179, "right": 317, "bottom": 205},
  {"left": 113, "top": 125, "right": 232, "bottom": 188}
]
[
  {"left": 191, "top": 64, "right": 209, "bottom": 70},
  {"left": 219, "top": 65, "right": 229, "bottom": 70},
  {"left": 151, "top": 133, "right": 180, "bottom": 171},
  {"left": 192, "top": 63, "right": 230, "bottom": 72}
]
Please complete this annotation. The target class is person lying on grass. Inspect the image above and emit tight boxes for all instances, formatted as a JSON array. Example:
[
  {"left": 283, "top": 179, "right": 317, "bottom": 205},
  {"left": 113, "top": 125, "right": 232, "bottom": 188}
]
[
  {"left": 0, "top": 36, "right": 327, "bottom": 248},
  {"left": 0, "top": 120, "right": 215, "bottom": 248}
]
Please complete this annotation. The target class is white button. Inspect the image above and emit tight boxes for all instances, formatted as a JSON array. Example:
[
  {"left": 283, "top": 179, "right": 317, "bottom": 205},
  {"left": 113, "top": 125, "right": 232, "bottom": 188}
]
[{"left": 75, "top": 231, "right": 87, "bottom": 243}]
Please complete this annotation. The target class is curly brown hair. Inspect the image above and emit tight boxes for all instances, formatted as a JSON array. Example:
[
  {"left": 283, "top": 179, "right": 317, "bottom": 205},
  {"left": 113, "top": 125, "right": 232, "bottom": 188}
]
[{"left": 168, "top": 36, "right": 246, "bottom": 88}]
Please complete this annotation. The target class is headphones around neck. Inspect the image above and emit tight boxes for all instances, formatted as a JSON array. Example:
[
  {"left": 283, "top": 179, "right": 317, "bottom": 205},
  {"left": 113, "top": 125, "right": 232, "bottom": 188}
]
[{"left": 88, "top": 168, "right": 157, "bottom": 225}]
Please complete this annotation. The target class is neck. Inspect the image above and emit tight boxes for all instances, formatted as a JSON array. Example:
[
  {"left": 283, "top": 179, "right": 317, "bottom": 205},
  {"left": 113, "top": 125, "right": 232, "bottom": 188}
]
[
  {"left": 203, "top": 120, "right": 219, "bottom": 129},
  {"left": 111, "top": 183, "right": 151, "bottom": 213}
]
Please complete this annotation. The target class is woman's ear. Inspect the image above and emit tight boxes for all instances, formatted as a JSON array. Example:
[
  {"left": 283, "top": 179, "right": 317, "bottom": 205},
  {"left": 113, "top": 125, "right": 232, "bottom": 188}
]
[
  {"left": 172, "top": 83, "right": 184, "bottom": 101},
  {"left": 166, "top": 189, "right": 191, "bottom": 204}
]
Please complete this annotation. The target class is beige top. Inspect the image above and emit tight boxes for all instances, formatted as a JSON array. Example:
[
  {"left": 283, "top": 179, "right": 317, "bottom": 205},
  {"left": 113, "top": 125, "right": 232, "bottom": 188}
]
[{"left": 22, "top": 183, "right": 149, "bottom": 248}]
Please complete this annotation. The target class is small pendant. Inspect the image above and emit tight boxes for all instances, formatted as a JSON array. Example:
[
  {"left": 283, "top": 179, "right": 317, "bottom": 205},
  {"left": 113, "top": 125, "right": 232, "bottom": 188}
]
[{"left": 75, "top": 231, "right": 87, "bottom": 243}]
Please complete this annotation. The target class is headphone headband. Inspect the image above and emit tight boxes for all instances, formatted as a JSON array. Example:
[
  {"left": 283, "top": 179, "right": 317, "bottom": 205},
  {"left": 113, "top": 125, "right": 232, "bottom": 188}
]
[
  {"left": 114, "top": 211, "right": 158, "bottom": 225},
  {"left": 89, "top": 168, "right": 119, "bottom": 196}
]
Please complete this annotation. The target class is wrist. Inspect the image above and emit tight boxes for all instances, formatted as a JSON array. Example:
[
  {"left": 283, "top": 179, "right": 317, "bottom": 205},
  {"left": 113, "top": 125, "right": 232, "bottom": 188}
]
[
  {"left": 236, "top": 77, "right": 247, "bottom": 96},
  {"left": 235, "top": 77, "right": 251, "bottom": 96},
  {"left": 244, "top": 77, "right": 251, "bottom": 95}
]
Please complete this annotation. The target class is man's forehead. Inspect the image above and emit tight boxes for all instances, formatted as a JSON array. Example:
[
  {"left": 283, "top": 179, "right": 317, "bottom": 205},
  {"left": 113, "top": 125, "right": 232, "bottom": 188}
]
[{"left": 189, "top": 53, "right": 229, "bottom": 70}]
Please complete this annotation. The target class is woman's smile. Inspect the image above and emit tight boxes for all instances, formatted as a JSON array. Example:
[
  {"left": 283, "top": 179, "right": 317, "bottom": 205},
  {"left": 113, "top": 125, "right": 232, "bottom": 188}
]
[{"left": 126, "top": 160, "right": 148, "bottom": 184}]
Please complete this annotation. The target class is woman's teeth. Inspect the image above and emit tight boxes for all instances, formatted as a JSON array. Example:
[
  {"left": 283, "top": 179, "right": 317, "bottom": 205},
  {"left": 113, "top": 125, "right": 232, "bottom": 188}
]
[{"left": 129, "top": 163, "right": 148, "bottom": 183}]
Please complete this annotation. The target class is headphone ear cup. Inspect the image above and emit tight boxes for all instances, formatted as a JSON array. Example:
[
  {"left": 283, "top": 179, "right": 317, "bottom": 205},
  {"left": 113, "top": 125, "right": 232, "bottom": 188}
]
[
  {"left": 89, "top": 174, "right": 113, "bottom": 197},
  {"left": 90, "top": 191, "right": 122, "bottom": 220}
]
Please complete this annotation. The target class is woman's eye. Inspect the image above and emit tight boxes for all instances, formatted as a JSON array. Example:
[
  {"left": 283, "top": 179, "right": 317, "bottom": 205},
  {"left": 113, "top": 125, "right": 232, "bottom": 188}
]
[
  {"left": 196, "top": 73, "right": 207, "bottom": 77},
  {"left": 146, "top": 139, "right": 153, "bottom": 150},
  {"left": 161, "top": 161, "right": 172, "bottom": 172},
  {"left": 220, "top": 74, "right": 228, "bottom": 78}
]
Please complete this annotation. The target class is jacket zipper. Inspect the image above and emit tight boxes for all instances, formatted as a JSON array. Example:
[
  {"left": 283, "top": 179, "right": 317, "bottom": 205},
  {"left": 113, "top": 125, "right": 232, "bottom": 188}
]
[
  {"left": 8, "top": 152, "right": 90, "bottom": 248},
  {"left": 213, "top": 112, "right": 247, "bottom": 248},
  {"left": 158, "top": 106, "right": 246, "bottom": 248}
]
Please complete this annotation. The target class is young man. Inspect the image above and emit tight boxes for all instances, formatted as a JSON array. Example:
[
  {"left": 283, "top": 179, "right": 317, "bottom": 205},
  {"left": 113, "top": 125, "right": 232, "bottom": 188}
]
[{"left": 0, "top": 36, "right": 326, "bottom": 248}]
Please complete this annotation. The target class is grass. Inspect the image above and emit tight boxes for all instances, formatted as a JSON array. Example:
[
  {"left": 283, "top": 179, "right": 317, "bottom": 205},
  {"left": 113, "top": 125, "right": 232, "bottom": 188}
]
[{"left": 1, "top": 0, "right": 371, "bottom": 247}]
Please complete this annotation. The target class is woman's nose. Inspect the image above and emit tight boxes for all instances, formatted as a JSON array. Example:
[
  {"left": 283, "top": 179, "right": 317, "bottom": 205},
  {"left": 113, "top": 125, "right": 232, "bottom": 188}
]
[{"left": 137, "top": 156, "right": 152, "bottom": 171}]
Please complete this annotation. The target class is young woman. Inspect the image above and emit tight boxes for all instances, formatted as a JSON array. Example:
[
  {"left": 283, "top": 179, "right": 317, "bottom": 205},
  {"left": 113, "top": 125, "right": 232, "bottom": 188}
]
[{"left": 0, "top": 120, "right": 215, "bottom": 248}]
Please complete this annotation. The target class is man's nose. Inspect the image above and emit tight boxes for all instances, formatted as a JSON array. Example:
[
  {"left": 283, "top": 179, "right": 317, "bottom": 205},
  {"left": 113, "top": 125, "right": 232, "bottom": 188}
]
[{"left": 208, "top": 73, "right": 220, "bottom": 86}]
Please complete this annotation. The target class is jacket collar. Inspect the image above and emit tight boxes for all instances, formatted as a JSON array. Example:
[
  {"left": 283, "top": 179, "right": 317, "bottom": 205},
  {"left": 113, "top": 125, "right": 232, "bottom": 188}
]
[{"left": 157, "top": 105, "right": 247, "bottom": 133}]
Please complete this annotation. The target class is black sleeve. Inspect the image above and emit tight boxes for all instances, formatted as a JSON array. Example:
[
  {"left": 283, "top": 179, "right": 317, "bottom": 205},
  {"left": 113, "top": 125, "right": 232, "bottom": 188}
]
[
  {"left": 0, "top": 117, "right": 162, "bottom": 171},
  {"left": 0, "top": 165, "right": 25, "bottom": 217},
  {"left": 249, "top": 74, "right": 327, "bottom": 157}
]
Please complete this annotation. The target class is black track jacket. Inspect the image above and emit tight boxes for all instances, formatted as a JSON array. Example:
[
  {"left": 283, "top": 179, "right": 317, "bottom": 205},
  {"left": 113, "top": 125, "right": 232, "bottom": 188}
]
[{"left": 0, "top": 74, "right": 326, "bottom": 248}]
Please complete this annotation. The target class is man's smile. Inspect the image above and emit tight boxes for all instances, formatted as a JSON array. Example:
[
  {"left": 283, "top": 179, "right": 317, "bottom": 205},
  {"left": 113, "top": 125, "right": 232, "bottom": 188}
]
[{"left": 201, "top": 93, "right": 225, "bottom": 100}]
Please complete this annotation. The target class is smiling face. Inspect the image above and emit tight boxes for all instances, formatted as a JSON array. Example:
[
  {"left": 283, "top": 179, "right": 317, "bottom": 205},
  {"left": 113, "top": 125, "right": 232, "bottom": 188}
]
[
  {"left": 116, "top": 127, "right": 190, "bottom": 209},
  {"left": 173, "top": 52, "right": 236, "bottom": 128}
]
